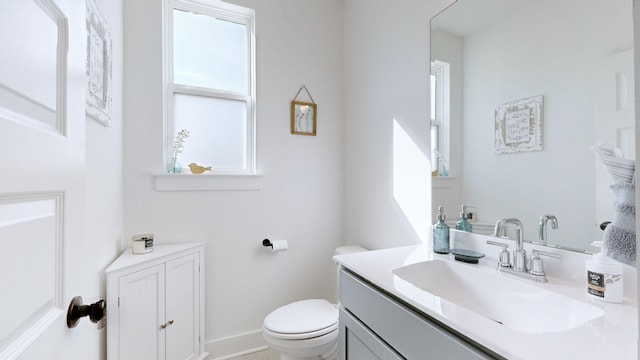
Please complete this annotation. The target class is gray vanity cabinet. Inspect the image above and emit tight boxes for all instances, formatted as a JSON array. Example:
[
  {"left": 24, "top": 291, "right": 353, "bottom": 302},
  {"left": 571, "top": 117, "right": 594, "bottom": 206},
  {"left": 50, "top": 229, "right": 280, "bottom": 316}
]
[
  {"left": 340, "top": 308, "right": 403, "bottom": 360},
  {"left": 338, "top": 269, "right": 497, "bottom": 360}
]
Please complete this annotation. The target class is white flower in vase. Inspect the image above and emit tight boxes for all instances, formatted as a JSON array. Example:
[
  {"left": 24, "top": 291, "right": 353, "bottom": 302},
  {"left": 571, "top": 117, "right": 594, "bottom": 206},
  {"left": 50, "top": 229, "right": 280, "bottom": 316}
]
[{"left": 169, "top": 129, "right": 190, "bottom": 173}]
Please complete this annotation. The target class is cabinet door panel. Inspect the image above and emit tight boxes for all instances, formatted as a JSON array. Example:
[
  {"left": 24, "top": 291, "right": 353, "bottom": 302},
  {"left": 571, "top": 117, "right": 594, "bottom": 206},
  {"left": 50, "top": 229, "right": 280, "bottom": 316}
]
[
  {"left": 165, "top": 253, "right": 199, "bottom": 360},
  {"left": 340, "top": 309, "right": 404, "bottom": 360},
  {"left": 118, "top": 265, "right": 166, "bottom": 360}
]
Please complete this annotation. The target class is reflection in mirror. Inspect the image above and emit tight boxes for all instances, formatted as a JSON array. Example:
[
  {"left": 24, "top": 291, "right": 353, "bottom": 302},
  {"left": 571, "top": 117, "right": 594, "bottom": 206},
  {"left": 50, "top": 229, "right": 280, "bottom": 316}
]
[{"left": 430, "top": 0, "right": 635, "bottom": 253}]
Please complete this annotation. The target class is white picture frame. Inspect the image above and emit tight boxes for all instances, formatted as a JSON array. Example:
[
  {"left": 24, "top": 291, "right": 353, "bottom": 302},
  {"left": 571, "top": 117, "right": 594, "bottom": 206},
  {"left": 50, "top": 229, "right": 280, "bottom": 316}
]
[
  {"left": 495, "top": 95, "right": 543, "bottom": 154},
  {"left": 86, "top": 0, "right": 112, "bottom": 127}
]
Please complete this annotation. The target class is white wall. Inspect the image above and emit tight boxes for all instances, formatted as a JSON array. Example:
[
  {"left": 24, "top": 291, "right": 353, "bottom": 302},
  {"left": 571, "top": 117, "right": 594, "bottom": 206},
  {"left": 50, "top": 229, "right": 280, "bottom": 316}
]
[
  {"left": 123, "top": 0, "right": 344, "bottom": 356},
  {"left": 86, "top": 0, "right": 124, "bottom": 357},
  {"left": 441, "top": 0, "right": 633, "bottom": 249},
  {"left": 87, "top": 0, "right": 124, "bottom": 289},
  {"left": 343, "top": 0, "right": 453, "bottom": 250}
]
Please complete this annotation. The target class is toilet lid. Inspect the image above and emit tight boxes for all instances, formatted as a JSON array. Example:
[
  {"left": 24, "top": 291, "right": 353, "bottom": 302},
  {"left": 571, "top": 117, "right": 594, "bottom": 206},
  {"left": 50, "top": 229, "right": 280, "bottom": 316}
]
[{"left": 264, "top": 299, "right": 338, "bottom": 335}]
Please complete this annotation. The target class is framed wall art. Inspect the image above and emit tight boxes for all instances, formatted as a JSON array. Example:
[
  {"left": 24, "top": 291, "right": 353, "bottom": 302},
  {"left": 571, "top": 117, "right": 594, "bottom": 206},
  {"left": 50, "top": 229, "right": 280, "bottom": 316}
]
[
  {"left": 290, "top": 85, "right": 317, "bottom": 136},
  {"left": 495, "top": 95, "right": 543, "bottom": 154},
  {"left": 291, "top": 101, "right": 317, "bottom": 136},
  {"left": 86, "top": 0, "right": 112, "bottom": 127}
]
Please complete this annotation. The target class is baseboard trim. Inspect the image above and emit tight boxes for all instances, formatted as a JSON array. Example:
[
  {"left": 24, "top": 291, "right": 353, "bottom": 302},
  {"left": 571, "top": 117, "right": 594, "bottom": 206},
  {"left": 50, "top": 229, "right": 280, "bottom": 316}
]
[{"left": 207, "top": 329, "right": 269, "bottom": 360}]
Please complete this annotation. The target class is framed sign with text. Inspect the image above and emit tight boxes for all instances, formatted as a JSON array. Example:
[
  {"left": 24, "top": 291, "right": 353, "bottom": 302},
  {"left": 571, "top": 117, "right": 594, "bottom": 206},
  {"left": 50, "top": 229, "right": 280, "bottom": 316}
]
[
  {"left": 86, "top": 0, "right": 112, "bottom": 126},
  {"left": 495, "top": 95, "right": 543, "bottom": 154}
]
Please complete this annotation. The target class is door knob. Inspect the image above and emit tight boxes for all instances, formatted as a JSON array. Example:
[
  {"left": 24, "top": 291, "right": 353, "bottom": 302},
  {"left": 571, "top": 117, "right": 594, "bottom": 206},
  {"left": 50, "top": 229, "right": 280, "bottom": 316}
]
[{"left": 66, "top": 296, "right": 106, "bottom": 328}]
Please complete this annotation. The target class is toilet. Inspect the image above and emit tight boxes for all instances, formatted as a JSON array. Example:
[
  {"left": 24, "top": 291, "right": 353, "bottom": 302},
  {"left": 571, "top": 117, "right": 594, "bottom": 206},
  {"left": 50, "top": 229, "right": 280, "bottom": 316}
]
[{"left": 262, "top": 246, "right": 367, "bottom": 360}]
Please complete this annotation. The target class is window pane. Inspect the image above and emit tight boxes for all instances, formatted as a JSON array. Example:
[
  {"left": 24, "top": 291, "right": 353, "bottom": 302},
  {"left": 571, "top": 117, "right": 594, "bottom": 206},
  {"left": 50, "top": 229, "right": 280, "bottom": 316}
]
[
  {"left": 431, "top": 124, "right": 440, "bottom": 172},
  {"left": 173, "top": 9, "right": 248, "bottom": 93},
  {"left": 174, "top": 94, "right": 247, "bottom": 170},
  {"left": 430, "top": 74, "right": 436, "bottom": 122}
]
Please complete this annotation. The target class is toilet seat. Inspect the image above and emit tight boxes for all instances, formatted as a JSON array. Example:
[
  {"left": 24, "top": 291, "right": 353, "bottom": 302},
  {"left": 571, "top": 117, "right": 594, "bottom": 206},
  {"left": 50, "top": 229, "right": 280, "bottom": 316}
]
[
  {"left": 263, "top": 299, "right": 338, "bottom": 340},
  {"left": 263, "top": 322, "right": 338, "bottom": 341}
]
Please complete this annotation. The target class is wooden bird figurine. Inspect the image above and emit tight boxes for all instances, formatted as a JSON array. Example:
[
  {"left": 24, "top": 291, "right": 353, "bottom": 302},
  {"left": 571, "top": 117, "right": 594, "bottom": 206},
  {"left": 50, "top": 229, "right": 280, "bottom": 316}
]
[{"left": 188, "top": 163, "right": 212, "bottom": 174}]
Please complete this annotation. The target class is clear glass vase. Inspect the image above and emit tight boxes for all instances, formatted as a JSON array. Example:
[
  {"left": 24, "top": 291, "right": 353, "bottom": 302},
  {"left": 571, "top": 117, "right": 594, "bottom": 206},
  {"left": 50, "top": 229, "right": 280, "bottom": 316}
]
[{"left": 167, "top": 158, "right": 182, "bottom": 174}]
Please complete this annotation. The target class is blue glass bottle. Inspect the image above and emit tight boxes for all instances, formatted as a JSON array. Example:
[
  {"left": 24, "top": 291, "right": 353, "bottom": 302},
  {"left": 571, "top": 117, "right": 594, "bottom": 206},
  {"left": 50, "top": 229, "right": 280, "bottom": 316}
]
[
  {"left": 433, "top": 206, "right": 450, "bottom": 254},
  {"left": 455, "top": 205, "right": 473, "bottom": 232}
]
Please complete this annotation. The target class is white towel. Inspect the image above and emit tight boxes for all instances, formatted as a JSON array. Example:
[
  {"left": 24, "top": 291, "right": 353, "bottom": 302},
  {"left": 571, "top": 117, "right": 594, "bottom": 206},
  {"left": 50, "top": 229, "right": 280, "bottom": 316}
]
[
  {"left": 604, "top": 224, "right": 636, "bottom": 266},
  {"left": 591, "top": 143, "right": 635, "bottom": 184}
]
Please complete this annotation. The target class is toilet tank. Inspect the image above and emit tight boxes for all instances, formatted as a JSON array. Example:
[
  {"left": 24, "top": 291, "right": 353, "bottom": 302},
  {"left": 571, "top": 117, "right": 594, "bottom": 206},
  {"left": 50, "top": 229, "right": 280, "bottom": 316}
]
[
  {"left": 333, "top": 246, "right": 367, "bottom": 302},
  {"left": 334, "top": 245, "right": 367, "bottom": 256}
]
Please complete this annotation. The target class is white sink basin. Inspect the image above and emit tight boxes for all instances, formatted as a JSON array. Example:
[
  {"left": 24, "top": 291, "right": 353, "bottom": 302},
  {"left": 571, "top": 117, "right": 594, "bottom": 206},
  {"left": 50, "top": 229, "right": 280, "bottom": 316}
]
[{"left": 392, "top": 260, "right": 604, "bottom": 333}]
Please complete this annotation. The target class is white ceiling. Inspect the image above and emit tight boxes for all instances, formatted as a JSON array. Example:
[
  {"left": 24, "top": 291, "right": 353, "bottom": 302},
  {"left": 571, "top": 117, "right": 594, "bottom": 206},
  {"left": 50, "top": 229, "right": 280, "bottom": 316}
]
[{"left": 431, "top": 0, "right": 535, "bottom": 37}]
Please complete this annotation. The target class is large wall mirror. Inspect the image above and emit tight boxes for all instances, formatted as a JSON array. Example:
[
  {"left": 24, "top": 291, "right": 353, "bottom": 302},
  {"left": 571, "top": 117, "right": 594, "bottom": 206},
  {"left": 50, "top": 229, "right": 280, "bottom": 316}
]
[{"left": 431, "top": 0, "right": 635, "bottom": 253}]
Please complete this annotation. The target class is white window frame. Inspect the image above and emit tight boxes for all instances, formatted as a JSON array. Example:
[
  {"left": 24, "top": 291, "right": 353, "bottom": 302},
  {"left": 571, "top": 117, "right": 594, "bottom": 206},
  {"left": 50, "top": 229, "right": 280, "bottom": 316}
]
[
  {"left": 431, "top": 60, "right": 450, "bottom": 175},
  {"left": 163, "top": 0, "right": 257, "bottom": 176}
]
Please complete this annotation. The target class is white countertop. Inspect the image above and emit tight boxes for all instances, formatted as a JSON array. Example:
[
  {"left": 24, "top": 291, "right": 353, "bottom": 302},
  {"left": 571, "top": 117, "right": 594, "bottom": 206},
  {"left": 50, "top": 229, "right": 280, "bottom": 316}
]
[
  {"left": 334, "top": 232, "right": 637, "bottom": 360},
  {"left": 105, "top": 242, "right": 205, "bottom": 274}
]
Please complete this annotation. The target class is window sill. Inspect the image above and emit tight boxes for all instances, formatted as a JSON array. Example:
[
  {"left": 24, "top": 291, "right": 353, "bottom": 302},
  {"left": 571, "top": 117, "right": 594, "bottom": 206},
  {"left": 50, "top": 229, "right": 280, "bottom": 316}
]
[
  {"left": 153, "top": 173, "right": 264, "bottom": 191},
  {"left": 432, "top": 176, "right": 455, "bottom": 189}
]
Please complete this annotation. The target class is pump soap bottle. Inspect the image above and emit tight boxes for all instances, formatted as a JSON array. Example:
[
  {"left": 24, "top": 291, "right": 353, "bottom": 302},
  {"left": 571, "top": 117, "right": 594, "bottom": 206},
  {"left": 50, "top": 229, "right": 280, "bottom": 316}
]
[
  {"left": 455, "top": 205, "right": 475, "bottom": 232},
  {"left": 433, "top": 206, "right": 450, "bottom": 254},
  {"left": 586, "top": 241, "right": 623, "bottom": 303}
]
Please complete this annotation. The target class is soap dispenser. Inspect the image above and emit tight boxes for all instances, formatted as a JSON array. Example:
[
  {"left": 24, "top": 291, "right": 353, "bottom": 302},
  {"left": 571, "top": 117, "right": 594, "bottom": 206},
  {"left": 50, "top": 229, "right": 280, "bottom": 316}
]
[
  {"left": 455, "top": 205, "right": 475, "bottom": 232},
  {"left": 586, "top": 241, "right": 623, "bottom": 303},
  {"left": 433, "top": 206, "right": 450, "bottom": 254}
]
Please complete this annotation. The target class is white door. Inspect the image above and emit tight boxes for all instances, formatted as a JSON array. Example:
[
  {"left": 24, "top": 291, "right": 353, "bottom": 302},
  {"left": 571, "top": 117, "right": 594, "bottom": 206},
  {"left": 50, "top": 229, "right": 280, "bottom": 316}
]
[
  {"left": 0, "top": 0, "right": 92, "bottom": 359},
  {"left": 593, "top": 49, "right": 636, "bottom": 234}
]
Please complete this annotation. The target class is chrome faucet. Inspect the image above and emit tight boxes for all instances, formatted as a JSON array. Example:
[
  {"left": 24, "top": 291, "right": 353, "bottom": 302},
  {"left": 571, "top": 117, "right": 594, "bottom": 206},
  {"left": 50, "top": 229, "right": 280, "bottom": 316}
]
[
  {"left": 538, "top": 215, "right": 558, "bottom": 246},
  {"left": 487, "top": 217, "right": 561, "bottom": 282},
  {"left": 493, "top": 218, "right": 526, "bottom": 272}
]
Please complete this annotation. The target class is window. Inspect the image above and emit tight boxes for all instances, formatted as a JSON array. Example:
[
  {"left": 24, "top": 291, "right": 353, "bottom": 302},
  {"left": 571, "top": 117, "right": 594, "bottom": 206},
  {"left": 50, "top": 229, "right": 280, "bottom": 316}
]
[
  {"left": 164, "top": 0, "right": 256, "bottom": 175},
  {"left": 430, "top": 60, "right": 450, "bottom": 176}
]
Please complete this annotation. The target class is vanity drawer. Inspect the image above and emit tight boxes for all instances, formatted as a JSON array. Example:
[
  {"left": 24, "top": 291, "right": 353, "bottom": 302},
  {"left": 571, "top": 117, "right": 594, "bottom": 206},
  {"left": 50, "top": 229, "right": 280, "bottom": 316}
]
[{"left": 339, "top": 269, "right": 497, "bottom": 360}]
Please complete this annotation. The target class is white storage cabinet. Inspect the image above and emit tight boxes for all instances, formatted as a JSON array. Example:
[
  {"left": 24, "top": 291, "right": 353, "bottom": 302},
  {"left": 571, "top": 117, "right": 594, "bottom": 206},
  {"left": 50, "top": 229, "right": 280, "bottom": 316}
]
[{"left": 106, "top": 243, "right": 208, "bottom": 360}]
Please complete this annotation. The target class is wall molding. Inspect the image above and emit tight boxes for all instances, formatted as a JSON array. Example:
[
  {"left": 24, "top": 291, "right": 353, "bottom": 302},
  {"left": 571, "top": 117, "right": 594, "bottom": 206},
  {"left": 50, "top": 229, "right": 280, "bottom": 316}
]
[
  {"left": 154, "top": 173, "right": 263, "bottom": 191},
  {"left": 206, "top": 329, "right": 268, "bottom": 360}
]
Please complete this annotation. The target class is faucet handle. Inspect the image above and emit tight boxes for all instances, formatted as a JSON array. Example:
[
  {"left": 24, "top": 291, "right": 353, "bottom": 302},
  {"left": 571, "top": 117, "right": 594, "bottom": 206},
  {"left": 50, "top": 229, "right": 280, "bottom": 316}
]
[
  {"left": 486, "top": 240, "right": 511, "bottom": 268},
  {"left": 529, "top": 250, "right": 561, "bottom": 281}
]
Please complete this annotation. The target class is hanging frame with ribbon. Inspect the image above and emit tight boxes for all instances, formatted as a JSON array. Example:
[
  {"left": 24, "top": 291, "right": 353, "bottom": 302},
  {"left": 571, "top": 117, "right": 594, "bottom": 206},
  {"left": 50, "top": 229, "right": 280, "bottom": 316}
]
[{"left": 291, "top": 85, "right": 317, "bottom": 136}]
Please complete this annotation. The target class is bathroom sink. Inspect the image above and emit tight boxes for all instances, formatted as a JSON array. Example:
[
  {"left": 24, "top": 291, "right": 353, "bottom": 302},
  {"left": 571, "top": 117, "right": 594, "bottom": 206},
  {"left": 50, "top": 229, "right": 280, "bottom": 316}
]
[{"left": 392, "top": 260, "right": 604, "bottom": 333}]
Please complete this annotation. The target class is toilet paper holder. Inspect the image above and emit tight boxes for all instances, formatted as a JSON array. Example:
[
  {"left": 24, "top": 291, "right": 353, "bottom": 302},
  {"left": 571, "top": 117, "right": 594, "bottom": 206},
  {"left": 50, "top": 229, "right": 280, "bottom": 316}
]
[{"left": 263, "top": 238, "right": 288, "bottom": 252}]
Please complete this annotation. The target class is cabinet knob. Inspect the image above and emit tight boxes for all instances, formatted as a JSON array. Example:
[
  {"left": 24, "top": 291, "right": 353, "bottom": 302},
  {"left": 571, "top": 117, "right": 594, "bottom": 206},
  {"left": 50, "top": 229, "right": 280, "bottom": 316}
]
[{"left": 160, "top": 320, "right": 174, "bottom": 330}]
